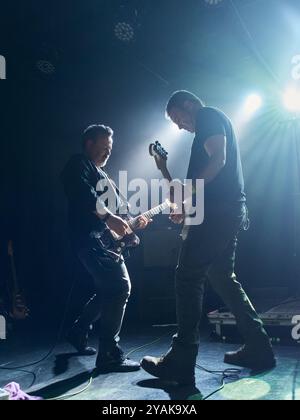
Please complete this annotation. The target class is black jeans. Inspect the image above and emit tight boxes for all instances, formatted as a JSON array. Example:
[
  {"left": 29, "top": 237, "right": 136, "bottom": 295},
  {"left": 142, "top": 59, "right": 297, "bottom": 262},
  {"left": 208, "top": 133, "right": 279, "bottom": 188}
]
[
  {"left": 174, "top": 202, "right": 269, "bottom": 349},
  {"left": 75, "top": 239, "right": 131, "bottom": 353}
]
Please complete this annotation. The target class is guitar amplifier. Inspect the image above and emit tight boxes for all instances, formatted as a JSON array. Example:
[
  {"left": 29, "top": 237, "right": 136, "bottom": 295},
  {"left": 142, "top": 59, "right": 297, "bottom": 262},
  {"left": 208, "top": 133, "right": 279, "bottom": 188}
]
[
  {"left": 142, "top": 227, "right": 181, "bottom": 268},
  {"left": 135, "top": 228, "right": 181, "bottom": 324},
  {"left": 137, "top": 267, "right": 177, "bottom": 325}
]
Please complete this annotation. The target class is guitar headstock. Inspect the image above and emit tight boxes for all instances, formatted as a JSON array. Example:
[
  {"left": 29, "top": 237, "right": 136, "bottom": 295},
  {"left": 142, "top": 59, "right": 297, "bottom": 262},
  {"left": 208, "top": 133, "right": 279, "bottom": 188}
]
[{"left": 149, "top": 141, "right": 168, "bottom": 171}]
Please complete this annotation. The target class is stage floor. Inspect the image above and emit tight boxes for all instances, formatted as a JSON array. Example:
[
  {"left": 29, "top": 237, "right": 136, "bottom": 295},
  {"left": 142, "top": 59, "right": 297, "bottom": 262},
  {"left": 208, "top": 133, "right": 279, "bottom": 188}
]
[{"left": 0, "top": 326, "right": 299, "bottom": 400}]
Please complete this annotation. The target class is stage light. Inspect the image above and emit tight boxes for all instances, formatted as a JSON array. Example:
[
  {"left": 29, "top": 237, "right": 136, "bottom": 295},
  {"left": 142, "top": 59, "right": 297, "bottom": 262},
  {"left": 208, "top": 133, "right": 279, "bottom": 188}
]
[
  {"left": 35, "top": 45, "right": 59, "bottom": 76},
  {"left": 114, "top": 22, "right": 135, "bottom": 43},
  {"left": 283, "top": 86, "right": 300, "bottom": 112},
  {"left": 244, "top": 94, "right": 263, "bottom": 115},
  {"left": 232, "top": 94, "right": 263, "bottom": 137},
  {"left": 291, "top": 55, "right": 300, "bottom": 81}
]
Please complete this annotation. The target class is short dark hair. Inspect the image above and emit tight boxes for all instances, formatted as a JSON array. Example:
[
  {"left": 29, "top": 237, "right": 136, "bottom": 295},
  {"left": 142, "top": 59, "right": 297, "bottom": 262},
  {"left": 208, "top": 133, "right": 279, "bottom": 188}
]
[
  {"left": 82, "top": 124, "right": 113, "bottom": 148},
  {"left": 166, "top": 90, "right": 204, "bottom": 117}
]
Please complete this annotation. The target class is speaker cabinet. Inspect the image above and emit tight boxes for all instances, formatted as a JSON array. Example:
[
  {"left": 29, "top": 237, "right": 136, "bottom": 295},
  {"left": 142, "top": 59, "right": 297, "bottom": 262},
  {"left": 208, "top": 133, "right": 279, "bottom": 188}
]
[{"left": 142, "top": 228, "right": 181, "bottom": 268}]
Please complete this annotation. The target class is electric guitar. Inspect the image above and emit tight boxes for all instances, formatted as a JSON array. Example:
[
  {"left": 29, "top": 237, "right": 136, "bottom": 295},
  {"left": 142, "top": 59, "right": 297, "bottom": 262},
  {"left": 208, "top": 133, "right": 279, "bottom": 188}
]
[
  {"left": 97, "top": 200, "right": 174, "bottom": 260},
  {"left": 149, "top": 141, "right": 190, "bottom": 239},
  {"left": 7, "top": 240, "right": 30, "bottom": 320}
]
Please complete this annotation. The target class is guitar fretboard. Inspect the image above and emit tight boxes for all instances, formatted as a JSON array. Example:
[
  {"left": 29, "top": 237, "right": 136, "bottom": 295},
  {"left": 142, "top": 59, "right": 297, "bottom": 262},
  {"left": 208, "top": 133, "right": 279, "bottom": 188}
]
[{"left": 129, "top": 202, "right": 170, "bottom": 229}]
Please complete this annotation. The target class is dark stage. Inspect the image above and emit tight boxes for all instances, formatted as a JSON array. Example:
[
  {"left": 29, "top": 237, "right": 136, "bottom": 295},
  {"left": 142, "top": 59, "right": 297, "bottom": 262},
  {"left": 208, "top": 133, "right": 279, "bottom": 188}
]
[
  {"left": 0, "top": 326, "right": 299, "bottom": 401},
  {"left": 1, "top": 0, "right": 300, "bottom": 403}
]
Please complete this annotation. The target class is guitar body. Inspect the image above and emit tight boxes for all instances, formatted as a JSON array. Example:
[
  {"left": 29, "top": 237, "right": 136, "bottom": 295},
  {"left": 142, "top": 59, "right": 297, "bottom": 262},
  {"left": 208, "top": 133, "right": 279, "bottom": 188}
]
[{"left": 97, "top": 226, "right": 140, "bottom": 260}]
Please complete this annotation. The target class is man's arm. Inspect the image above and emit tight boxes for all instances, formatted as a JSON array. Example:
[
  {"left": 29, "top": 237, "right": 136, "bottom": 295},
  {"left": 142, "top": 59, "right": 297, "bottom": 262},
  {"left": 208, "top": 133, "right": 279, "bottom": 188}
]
[{"left": 197, "top": 134, "right": 226, "bottom": 185}]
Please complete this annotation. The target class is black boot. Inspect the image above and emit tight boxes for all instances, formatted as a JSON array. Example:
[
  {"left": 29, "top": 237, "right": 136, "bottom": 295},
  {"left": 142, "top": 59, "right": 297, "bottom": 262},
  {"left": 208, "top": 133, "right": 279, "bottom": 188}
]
[
  {"left": 95, "top": 345, "right": 140, "bottom": 373},
  {"left": 224, "top": 342, "right": 276, "bottom": 371},
  {"left": 141, "top": 341, "right": 198, "bottom": 386},
  {"left": 66, "top": 324, "right": 97, "bottom": 356}
]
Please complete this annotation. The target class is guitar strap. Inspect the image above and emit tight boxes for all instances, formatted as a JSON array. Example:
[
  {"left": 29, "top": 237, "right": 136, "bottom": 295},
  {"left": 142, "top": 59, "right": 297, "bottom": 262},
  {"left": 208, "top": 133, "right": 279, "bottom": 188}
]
[{"left": 97, "top": 167, "right": 130, "bottom": 216}]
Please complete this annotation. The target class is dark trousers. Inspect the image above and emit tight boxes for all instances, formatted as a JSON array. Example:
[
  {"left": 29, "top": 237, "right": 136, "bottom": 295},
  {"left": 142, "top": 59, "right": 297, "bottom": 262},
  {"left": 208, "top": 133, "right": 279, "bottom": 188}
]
[
  {"left": 174, "top": 202, "right": 269, "bottom": 349},
  {"left": 75, "top": 240, "right": 131, "bottom": 353}
]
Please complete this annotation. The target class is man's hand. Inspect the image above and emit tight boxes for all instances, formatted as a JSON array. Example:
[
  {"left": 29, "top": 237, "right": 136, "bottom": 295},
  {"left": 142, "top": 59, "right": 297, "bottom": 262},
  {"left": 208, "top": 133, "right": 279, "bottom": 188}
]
[
  {"left": 106, "top": 214, "right": 129, "bottom": 237},
  {"left": 170, "top": 209, "right": 185, "bottom": 225},
  {"left": 169, "top": 179, "right": 185, "bottom": 205},
  {"left": 134, "top": 215, "right": 152, "bottom": 230}
]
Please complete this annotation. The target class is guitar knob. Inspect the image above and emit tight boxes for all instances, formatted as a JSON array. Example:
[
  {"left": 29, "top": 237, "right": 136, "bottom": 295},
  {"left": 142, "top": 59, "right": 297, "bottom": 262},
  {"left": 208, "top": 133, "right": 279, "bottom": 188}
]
[
  {"left": 120, "top": 242, "right": 126, "bottom": 248},
  {"left": 117, "top": 247, "right": 122, "bottom": 252}
]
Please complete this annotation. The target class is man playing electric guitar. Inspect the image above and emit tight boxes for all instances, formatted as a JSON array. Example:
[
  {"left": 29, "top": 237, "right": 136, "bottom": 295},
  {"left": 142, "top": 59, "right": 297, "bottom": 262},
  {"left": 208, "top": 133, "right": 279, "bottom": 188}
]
[
  {"left": 142, "top": 91, "right": 276, "bottom": 385},
  {"left": 61, "top": 124, "right": 149, "bottom": 373}
]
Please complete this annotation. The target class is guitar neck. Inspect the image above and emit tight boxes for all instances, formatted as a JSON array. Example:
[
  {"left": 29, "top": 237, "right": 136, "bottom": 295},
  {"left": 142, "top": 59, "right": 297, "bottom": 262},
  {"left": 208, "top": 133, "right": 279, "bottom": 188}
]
[
  {"left": 129, "top": 202, "right": 170, "bottom": 229},
  {"left": 160, "top": 167, "right": 173, "bottom": 183}
]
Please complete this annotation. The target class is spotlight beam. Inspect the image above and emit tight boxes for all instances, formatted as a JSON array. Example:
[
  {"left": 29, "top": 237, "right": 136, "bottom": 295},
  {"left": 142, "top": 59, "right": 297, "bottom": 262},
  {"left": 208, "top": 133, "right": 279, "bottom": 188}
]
[{"left": 283, "top": 86, "right": 300, "bottom": 113}]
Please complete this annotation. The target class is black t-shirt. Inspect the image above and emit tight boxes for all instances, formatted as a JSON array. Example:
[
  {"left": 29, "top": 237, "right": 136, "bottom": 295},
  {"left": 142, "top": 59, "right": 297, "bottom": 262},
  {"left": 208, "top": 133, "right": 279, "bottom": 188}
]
[{"left": 187, "top": 107, "right": 246, "bottom": 206}]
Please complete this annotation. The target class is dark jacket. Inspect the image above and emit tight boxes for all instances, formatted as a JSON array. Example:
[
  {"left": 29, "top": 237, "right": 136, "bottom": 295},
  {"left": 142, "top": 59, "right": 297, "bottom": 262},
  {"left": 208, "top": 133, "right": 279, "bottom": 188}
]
[{"left": 61, "top": 154, "right": 116, "bottom": 249}]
